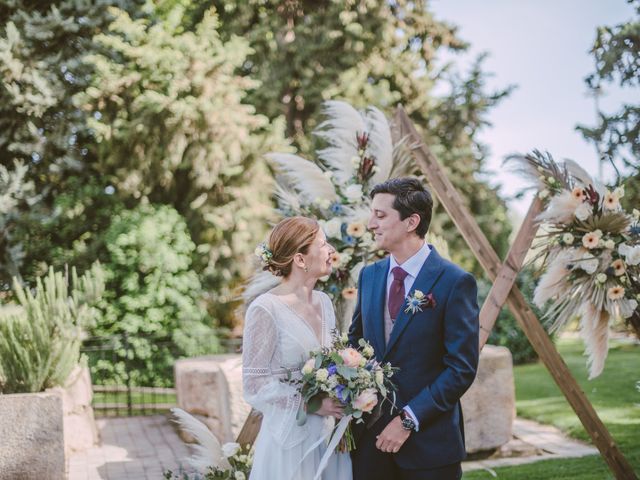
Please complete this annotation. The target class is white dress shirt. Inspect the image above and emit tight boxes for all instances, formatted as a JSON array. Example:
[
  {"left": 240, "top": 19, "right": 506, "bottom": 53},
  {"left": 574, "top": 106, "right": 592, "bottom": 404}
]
[{"left": 385, "top": 241, "right": 431, "bottom": 430}]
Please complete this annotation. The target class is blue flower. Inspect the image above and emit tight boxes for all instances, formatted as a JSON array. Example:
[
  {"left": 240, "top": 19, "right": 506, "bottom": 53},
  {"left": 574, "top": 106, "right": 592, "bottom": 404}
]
[
  {"left": 343, "top": 235, "right": 356, "bottom": 246},
  {"left": 328, "top": 284, "right": 340, "bottom": 295},
  {"left": 327, "top": 364, "right": 337, "bottom": 376},
  {"left": 335, "top": 384, "right": 350, "bottom": 403},
  {"left": 630, "top": 225, "right": 640, "bottom": 236},
  {"left": 330, "top": 202, "right": 344, "bottom": 215}
]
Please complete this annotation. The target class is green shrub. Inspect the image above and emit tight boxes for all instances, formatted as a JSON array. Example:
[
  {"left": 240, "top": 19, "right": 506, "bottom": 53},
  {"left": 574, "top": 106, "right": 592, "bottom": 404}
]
[
  {"left": 91, "top": 204, "right": 219, "bottom": 386},
  {"left": 481, "top": 266, "right": 554, "bottom": 364},
  {"left": 0, "top": 264, "right": 104, "bottom": 393}
]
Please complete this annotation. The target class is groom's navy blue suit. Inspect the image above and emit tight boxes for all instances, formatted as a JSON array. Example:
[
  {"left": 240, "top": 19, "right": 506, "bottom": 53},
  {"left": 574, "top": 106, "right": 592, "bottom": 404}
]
[{"left": 348, "top": 246, "right": 479, "bottom": 479}]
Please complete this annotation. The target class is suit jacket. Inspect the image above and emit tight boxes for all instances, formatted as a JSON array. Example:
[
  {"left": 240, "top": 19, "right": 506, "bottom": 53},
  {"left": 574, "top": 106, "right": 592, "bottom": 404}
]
[{"left": 348, "top": 246, "right": 479, "bottom": 469}]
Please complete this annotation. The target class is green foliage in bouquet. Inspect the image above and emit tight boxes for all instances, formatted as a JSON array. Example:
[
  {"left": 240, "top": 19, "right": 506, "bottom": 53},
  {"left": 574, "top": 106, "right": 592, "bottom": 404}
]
[
  {"left": 0, "top": 263, "right": 104, "bottom": 393},
  {"left": 92, "top": 204, "right": 219, "bottom": 386}
]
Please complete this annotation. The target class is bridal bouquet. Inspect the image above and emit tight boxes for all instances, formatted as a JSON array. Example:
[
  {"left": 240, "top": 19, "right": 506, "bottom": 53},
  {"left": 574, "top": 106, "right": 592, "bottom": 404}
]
[{"left": 289, "top": 330, "right": 397, "bottom": 453}]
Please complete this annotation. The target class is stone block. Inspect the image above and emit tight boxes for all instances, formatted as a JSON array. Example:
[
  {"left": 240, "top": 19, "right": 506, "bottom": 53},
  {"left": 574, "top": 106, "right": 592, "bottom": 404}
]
[
  {"left": 461, "top": 345, "right": 515, "bottom": 453},
  {"left": 0, "top": 392, "right": 65, "bottom": 480}
]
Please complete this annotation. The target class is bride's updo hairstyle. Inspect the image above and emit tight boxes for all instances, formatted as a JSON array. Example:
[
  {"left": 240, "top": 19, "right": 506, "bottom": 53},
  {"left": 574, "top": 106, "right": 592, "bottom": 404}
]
[{"left": 265, "top": 216, "right": 319, "bottom": 277}]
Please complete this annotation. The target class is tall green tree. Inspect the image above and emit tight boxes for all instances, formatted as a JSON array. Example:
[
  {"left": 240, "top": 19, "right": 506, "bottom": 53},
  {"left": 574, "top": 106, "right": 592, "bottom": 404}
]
[
  {"left": 187, "top": 0, "right": 513, "bottom": 275},
  {"left": 0, "top": 1, "right": 140, "bottom": 289},
  {"left": 73, "top": 6, "right": 287, "bottom": 324},
  {"left": 577, "top": 0, "right": 639, "bottom": 208}
]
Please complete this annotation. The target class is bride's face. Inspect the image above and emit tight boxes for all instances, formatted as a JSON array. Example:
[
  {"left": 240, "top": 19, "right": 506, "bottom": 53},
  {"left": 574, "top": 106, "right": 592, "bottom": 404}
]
[{"left": 300, "top": 229, "right": 335, "bottom": 278}]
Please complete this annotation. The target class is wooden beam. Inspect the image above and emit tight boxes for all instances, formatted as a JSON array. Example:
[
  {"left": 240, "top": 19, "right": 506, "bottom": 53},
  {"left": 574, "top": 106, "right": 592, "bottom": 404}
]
[
  {"left": 479, "top": 196, "right": 543, "bottom": 348},
  {"left": 395, "top": 105, "right": 637, "bottom": 480},
  {"left": 236, "top": 408, "right": 262, "bottom": 446}
]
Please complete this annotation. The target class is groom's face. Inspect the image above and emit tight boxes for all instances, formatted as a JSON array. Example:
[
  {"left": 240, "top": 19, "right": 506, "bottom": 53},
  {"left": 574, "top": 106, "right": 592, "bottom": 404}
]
[{"left": 368, "top": 193, "right": 409, "bottom": 252}]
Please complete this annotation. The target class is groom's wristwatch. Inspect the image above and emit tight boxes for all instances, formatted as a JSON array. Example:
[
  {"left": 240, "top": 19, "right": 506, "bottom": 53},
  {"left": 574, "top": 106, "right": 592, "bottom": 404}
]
[{"left": 399, "top": 410, "right": 416, "bottom": 431}]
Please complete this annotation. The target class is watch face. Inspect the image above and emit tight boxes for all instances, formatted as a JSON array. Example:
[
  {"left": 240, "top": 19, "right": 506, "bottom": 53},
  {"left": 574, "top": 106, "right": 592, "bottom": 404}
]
[{"left": 401, "top": 417, "right": 415, "bottom": 430}]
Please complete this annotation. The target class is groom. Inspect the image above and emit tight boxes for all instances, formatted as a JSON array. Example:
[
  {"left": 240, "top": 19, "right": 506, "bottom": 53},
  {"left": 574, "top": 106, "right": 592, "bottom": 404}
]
[{"left": 348, "top": 177, "right": 479, "bottom": 480}]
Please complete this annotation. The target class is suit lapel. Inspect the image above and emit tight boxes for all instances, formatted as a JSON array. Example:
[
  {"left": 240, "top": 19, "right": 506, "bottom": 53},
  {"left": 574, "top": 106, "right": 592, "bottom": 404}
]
[
  {"left": 384, "top": 247, "right": 446, "bottom": 359},
  {"left": 368, "top": 258, "right": 388, "bottom": 361}
]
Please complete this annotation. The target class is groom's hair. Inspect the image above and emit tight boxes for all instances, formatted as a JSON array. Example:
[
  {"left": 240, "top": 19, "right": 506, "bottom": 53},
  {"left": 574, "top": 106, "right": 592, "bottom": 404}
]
[{"left": 370, "top": 177, "right": 433, "bottom": 237}]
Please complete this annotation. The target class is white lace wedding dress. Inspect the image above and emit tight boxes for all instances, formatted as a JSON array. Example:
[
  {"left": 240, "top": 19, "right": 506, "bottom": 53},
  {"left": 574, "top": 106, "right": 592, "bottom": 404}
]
[{"left": 242, "top": 291, "right": 352, "bottom": 480}]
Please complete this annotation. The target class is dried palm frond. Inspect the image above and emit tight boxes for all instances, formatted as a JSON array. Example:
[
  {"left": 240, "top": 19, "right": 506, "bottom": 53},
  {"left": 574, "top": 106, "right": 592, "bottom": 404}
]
[
  {"left": 577, "top": 211, "right": 631, "bottom": 236},
  {"left": 505, "top": 150, "right": 572, "bottom": 190},
  {"left": 388, "top": 135, "right": 418, "bottom": 179}
]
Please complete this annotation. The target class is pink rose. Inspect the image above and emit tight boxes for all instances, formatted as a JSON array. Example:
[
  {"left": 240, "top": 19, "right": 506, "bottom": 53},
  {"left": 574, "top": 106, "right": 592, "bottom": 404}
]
[
  {"left": 339, "top": 348, "right": 364, "bottom": 368},
  {"left": 353, "top": 388, "right": 378, "bottom": 413}
]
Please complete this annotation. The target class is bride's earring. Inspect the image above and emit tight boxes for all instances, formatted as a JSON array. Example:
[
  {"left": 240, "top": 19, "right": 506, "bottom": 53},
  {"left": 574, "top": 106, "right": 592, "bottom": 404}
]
[{"left": 303, "top": 266, "right": 309, "bottom": 272}]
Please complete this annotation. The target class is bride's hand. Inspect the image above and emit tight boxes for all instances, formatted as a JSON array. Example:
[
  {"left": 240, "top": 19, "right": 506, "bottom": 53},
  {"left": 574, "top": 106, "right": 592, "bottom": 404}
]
[{"left": 315, "top": 396, "right": 345, "bottom": 420}]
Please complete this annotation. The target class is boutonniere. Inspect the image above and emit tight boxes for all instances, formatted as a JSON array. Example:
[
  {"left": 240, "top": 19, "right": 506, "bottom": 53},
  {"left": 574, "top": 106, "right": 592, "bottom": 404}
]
[{"left": 404, "top": 290, "right": 437, "bottom": 314}]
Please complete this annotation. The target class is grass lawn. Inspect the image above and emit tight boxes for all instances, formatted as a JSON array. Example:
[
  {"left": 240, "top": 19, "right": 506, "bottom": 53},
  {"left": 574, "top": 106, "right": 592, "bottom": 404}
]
[{"left": 463, "top": 338, "right": 640, "bottom": 479}]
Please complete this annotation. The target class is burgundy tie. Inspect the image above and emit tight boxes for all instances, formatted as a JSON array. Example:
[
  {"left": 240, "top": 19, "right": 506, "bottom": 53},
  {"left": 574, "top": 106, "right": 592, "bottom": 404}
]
[{"left": 388, "top": 266, "right": 408, "bottom": 321}]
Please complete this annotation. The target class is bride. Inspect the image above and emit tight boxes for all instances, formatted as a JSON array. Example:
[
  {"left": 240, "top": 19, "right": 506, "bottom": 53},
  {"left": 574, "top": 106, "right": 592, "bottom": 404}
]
[{"left": 242, "top": 216, "right": 353, "bottom": 480}]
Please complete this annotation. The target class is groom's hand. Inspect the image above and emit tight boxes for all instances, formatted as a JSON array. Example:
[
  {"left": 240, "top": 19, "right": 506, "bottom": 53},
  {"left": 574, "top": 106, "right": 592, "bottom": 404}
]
[{"left": 375, "top": 416, "right": 411, "bottom": 453}]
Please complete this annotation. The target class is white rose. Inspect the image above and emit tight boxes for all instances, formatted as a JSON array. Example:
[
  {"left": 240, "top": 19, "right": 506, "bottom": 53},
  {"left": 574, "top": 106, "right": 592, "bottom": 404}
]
[
  {"left": 604, "top": 239, "right": 615, "bottom": 250},
  {"left": 315, "top": 197, "right": 331, "bottom": 210},
  {"left": 302, "top": 358, "right": 315, "bottom": 375},
  {"left": 222, "top": 442, "right": 241, "bottom": 458},
  {"left": 315, "top": 368, "right": 329, "bottom": 382},
  {"left": 343, "top": 184, "right": 364, "bottom": 202},
  {"left": 620, "top": 244, "right": 640, "bottom": 266},
  {"left": 235, "top": 472, "right": 246, "bottom": 480},
  {"left": 562, "top": 233, "right": 574, "bottom": 245},
  {"left": 362, "top": 344, "right": 374, "bottom": 358},
  {"left": 322, "top": 218, "right": 343, "bottom": 239},
  {"left": 596, "top": 273, "right": 607, "bottom": 284},
  {"left": 575, "top": 202, "right": 592, "bottom": 221}
]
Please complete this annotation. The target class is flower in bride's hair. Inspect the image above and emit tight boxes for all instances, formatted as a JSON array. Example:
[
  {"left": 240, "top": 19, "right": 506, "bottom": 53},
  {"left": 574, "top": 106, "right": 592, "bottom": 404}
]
[{"left": 254, "top": 242, "right": 273, "bottom": 265}]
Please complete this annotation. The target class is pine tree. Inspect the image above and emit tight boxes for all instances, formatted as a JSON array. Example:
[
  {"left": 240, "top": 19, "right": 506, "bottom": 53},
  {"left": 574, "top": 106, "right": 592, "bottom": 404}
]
[
  {"left": 191, "top": 0, "right": 513, "bottom": 275},
  {"left": 73, "top": 6, "right": 287, "bottom": 324}
]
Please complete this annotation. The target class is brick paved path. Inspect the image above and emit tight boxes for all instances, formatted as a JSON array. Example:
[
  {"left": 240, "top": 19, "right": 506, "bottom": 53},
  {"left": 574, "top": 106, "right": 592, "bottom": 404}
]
[
  {"left": 68, "top": 415, "right": 190, "bottom": 480},
  {"left": 69, "top": 415, "right": 598, "bottom": 479}
]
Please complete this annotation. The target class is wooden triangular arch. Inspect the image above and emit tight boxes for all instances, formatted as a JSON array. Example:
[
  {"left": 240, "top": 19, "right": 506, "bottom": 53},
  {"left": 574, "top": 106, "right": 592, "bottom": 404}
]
[
  {"left": 235, "top": 105, "right": 637, "bottom": 480},
  {"left": 393, "top": 106, "right": 636, "bottom": 479}
]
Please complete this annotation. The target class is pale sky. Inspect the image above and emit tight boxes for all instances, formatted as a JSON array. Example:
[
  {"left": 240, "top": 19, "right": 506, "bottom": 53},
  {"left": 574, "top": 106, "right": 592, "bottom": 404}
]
[{"left": 430, "top": 0, "right": 636, "bottom": 219}]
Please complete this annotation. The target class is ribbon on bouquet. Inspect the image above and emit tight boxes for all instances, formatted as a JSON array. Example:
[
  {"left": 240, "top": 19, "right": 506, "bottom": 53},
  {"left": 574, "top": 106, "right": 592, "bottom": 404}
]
[{"left": 292, "top": 414, "right": 352, "bottom": 480}]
